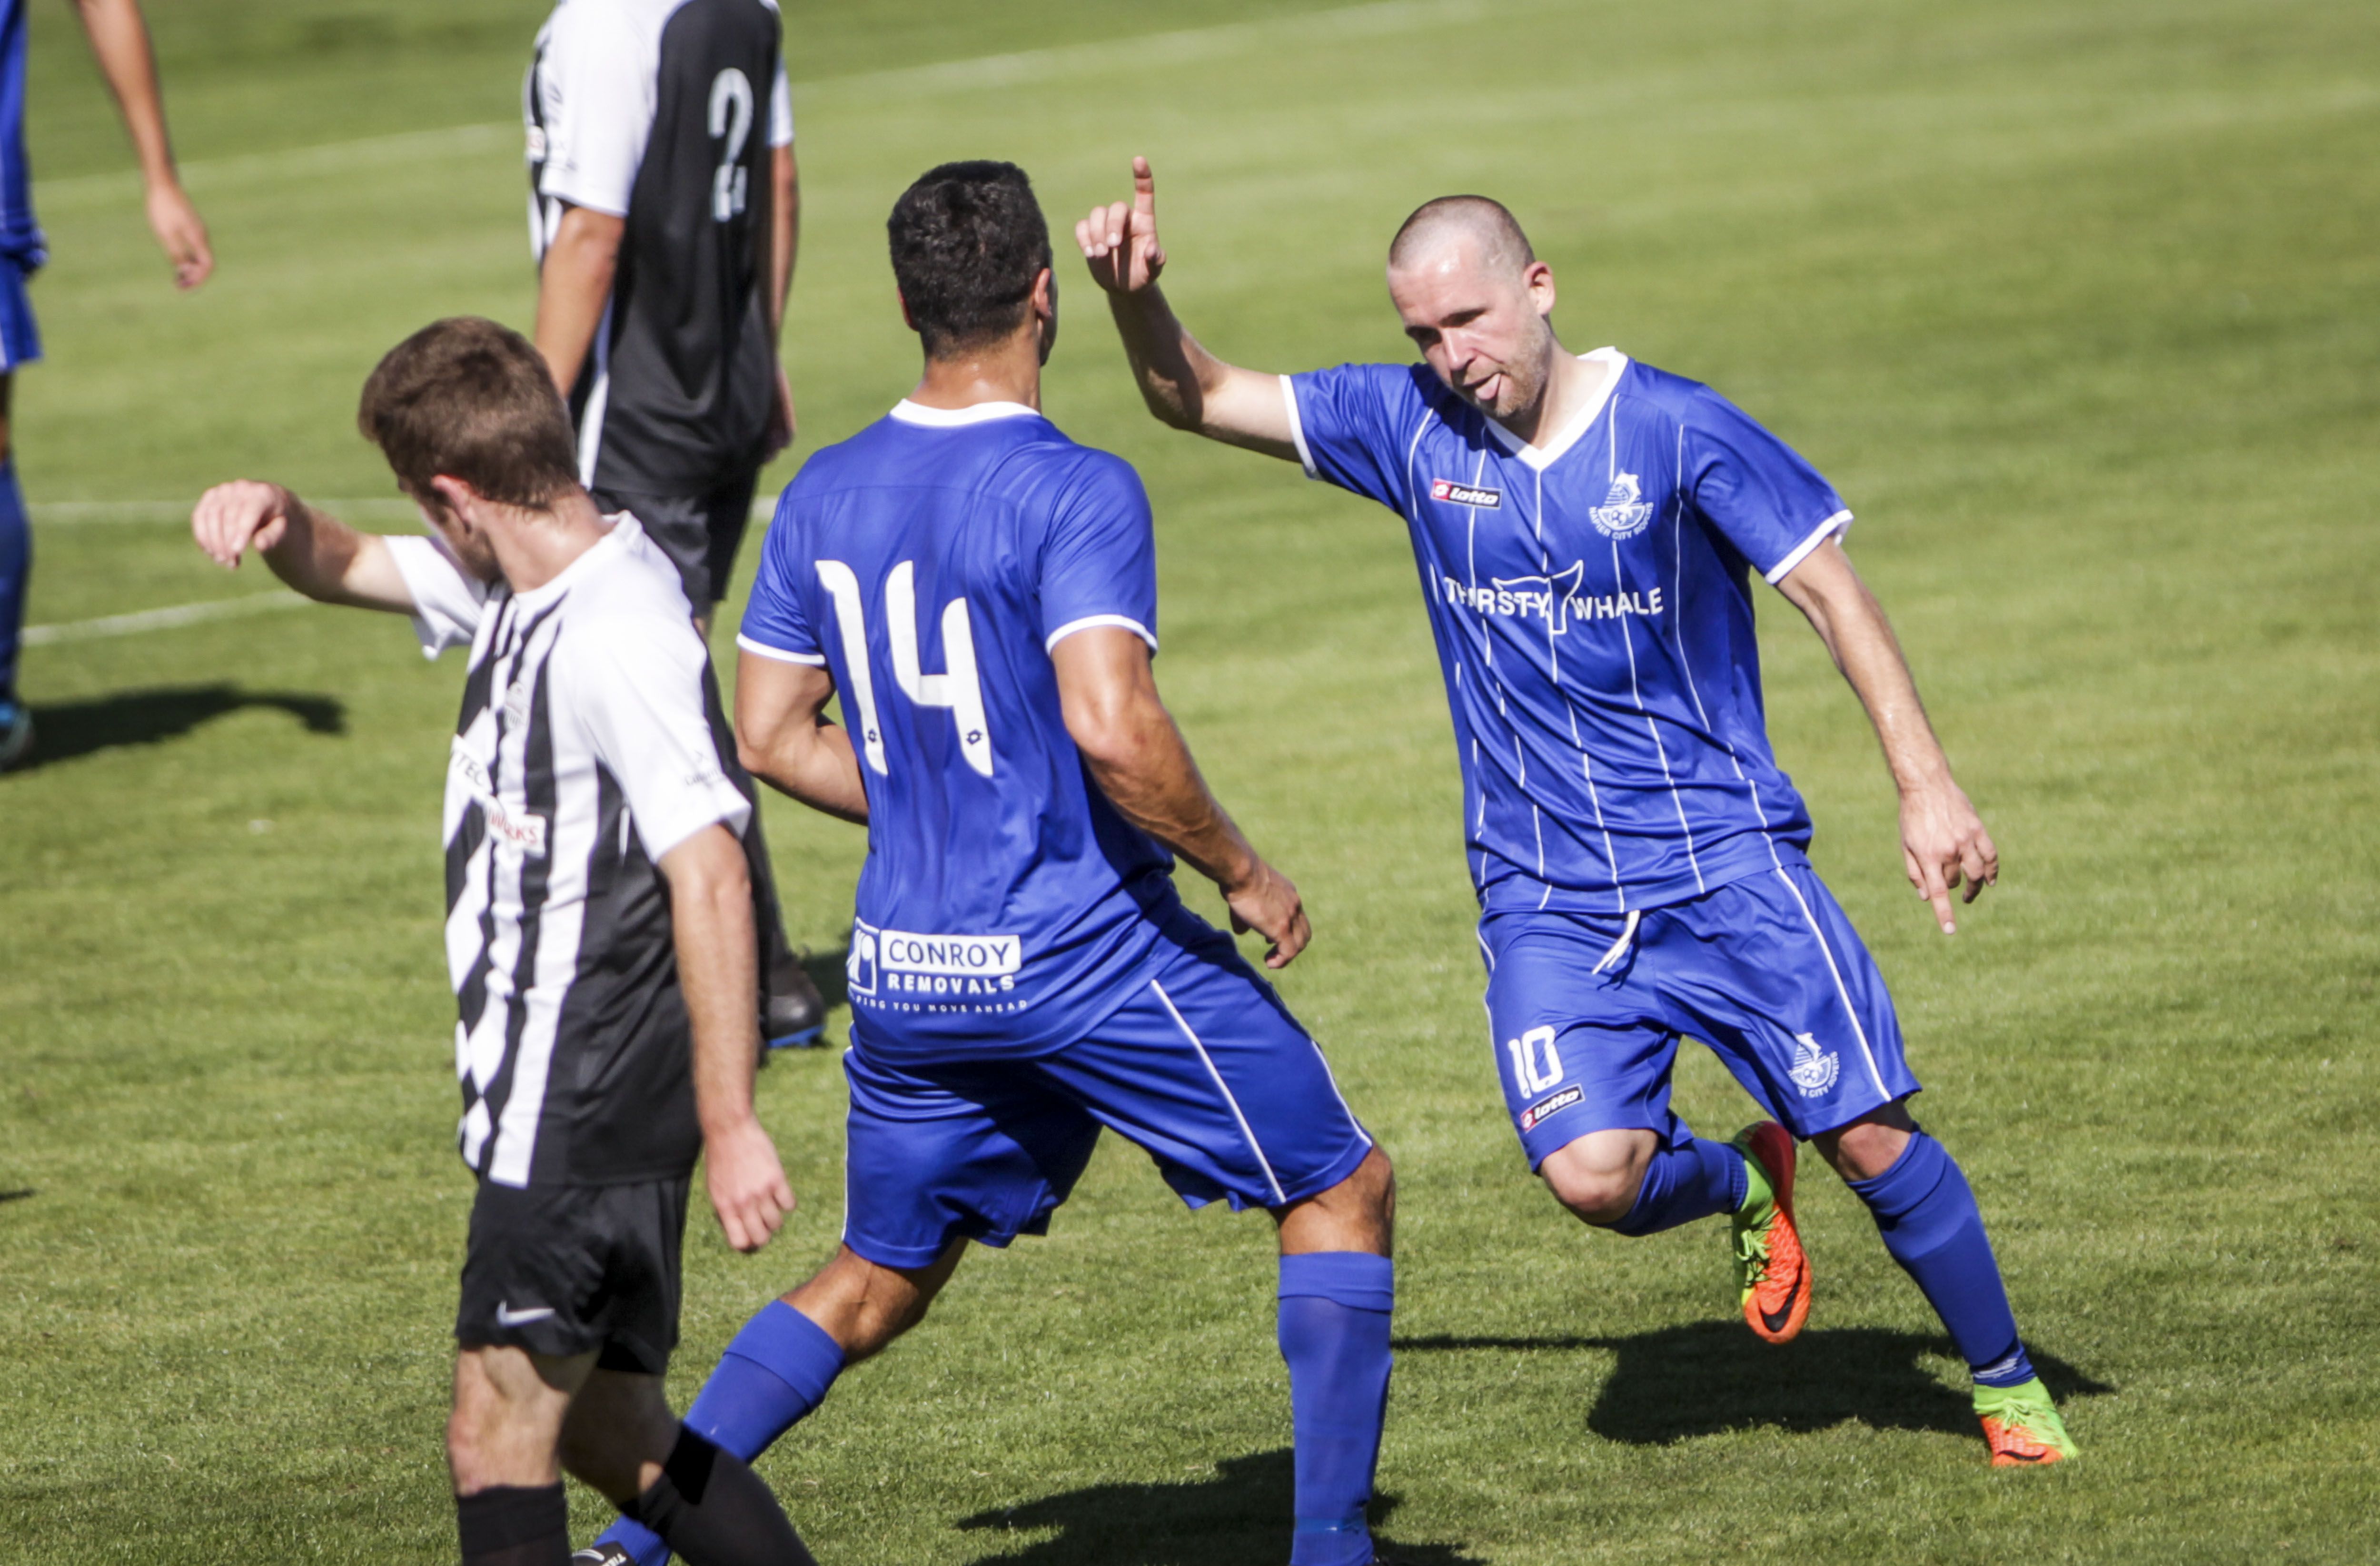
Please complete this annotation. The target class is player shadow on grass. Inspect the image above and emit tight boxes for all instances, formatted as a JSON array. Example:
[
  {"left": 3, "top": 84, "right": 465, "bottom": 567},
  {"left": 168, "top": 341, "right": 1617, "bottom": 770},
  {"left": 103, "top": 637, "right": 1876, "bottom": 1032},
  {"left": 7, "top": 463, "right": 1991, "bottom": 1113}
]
[
  {"left": 15, "top": 683, "right": 344, "bottom": 771},
  {"left": 1397, "top": 1322, "right": 2113, "bottom": 1444},
  {"left": 952, "top": 1447, "right": 1483, "bottom": 1566}
]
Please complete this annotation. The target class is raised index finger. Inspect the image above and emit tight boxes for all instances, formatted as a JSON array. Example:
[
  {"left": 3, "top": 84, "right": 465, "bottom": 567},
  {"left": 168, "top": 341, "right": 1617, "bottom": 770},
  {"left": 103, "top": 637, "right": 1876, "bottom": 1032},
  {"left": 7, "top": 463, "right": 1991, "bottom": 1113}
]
[{"left": 1131, "top": 155, "right": 1156, "bottom": 218}]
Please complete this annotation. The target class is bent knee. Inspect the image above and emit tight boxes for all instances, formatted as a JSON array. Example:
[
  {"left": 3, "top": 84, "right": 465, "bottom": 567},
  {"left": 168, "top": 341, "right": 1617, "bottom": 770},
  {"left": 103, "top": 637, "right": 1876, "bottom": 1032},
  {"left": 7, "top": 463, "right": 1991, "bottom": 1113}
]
[{"left": 1542, "top": 1163, "right": 1643, "bottom": 1226}]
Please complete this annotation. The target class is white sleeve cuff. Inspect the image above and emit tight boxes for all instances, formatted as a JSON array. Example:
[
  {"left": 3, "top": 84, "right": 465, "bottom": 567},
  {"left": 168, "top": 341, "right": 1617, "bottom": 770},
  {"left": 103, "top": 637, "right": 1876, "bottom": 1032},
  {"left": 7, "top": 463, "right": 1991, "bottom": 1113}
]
[
  {"left": 535, "top": 172, "right": 632, "bottom": 220},
  {"left": 1280, "top": 374, "right": 1318, "bottom": 479},
  {"left": 736, "top": 633, "right": 827, "bottom": 665},
  {"left": 1044, "top": 615, "right": 1158, "bottom": 654},
  {"left": 635, "top": 791, "right": 754, "bottom": 866},
  {"left": 1764, "top": 510, "right": 1854, "bottom": 585}
]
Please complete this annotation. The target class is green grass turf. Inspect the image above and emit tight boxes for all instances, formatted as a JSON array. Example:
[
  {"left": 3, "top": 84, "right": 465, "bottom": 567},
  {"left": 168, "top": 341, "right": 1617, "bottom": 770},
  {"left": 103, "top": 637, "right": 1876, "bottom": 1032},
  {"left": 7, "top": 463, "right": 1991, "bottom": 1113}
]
[{"left": 4, "top": 0, "right": 2377, "bottom": 1558}]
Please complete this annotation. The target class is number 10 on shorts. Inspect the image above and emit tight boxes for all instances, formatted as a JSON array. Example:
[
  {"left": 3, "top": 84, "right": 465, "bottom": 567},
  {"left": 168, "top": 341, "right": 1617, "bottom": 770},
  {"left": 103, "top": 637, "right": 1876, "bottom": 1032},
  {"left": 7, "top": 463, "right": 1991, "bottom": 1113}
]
[{"left": 1507, "top": 1025, "right": 1563, "bottom": 1096}]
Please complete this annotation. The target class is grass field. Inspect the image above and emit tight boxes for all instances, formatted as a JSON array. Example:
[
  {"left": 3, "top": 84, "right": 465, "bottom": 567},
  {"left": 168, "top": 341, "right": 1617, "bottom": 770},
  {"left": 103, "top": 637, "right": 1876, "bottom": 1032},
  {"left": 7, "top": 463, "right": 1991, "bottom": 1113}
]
[{"left": 3, "top": 0, "right": 2376, "bottom": 1560}]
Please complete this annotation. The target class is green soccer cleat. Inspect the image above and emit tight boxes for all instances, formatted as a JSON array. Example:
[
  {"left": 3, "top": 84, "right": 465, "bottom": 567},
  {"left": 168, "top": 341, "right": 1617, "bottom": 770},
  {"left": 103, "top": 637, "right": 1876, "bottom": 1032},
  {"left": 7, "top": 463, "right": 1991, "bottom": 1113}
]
[
  {"left": 1730, "top": 1120, "right": 1810, "bottom": 1343},
  {"left": 1974, "top": 1377, "right": 2079, "bottom": 1466}
]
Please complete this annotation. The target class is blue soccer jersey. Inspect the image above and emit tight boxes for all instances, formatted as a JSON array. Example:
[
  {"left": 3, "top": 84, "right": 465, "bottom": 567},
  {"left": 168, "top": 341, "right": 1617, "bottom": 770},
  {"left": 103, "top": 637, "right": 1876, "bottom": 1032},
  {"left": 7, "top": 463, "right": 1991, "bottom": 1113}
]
[
  {"left": 738, "top": 400, "right": 1181, "bottom": 1059},
  {"left": 0, "top": 0, "right": 42, "bottom": 271},
  {"left": 1286, "top": 349, "right": 1852, "bottom": 915}
]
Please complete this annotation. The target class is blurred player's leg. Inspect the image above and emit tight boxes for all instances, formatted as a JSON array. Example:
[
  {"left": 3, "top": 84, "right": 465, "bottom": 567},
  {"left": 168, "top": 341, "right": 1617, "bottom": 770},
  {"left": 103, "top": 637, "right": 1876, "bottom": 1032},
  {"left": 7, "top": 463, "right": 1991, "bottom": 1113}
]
[{"left": 0, "top": 371, "right": 30, "bottom": 769}]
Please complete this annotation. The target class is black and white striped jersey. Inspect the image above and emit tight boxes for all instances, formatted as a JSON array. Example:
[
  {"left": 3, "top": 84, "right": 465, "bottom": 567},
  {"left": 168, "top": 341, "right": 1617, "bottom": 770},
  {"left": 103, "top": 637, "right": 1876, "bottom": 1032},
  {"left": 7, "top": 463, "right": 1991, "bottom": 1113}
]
[
  {"left": 386, "top": 517, "right": 753, "bottom": 1188},
  {"left": 526, "top": 0, "right": 793, "bottom": 496}
]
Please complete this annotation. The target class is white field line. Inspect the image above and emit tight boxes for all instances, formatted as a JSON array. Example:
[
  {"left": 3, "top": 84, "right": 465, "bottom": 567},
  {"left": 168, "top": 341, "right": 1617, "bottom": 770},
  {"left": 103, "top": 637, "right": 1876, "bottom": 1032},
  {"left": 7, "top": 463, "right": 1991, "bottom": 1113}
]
[
  {"left": 36, "top": 497, "right": 781, "bottom": 526},
  {"left": 30, "top": 0, "right": 1492, "bottom": 207},
  {"left": 33, "top": 497, "right": 419, "bottom": 525},
  {"left": 23, "top": 590, "right": 307, "bottom": 647}
]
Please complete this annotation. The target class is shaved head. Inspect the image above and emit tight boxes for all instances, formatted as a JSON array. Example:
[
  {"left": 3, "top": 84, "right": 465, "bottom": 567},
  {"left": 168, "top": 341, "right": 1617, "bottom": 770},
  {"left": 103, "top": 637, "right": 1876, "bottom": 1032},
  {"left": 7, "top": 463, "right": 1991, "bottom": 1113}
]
[{"left": 1388, "top": 195, "right": 1536, "bottom": 278}]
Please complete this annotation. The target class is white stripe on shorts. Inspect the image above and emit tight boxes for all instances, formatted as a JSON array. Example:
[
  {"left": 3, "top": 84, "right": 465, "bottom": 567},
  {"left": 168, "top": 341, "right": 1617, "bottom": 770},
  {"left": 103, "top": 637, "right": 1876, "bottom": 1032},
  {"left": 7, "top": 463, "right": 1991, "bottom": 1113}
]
[{"left": 1150, "top": 978, "right": 1288, "bottom": 1206}]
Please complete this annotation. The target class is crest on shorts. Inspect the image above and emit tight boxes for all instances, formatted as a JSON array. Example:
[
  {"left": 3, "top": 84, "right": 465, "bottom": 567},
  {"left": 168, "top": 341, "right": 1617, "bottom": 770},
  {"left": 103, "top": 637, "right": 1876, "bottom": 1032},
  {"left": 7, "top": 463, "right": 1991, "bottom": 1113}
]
[
  {"left": 1788, "top": 1031, "right": 1840, "bottom": 1098},
  {"left": 1589, "top": 473, "right": 1656, "bottom": 539}
]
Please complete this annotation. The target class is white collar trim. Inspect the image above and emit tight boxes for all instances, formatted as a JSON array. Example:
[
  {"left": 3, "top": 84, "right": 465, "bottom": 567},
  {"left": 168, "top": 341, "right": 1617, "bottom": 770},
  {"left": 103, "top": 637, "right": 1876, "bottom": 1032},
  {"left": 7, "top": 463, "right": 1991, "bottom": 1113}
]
[
  {"left": 1482, "top": 347, "right": 1629, "bottom": 470},
  {"left": 890, "top": 398, "right": 1041, "bottom": 427}
]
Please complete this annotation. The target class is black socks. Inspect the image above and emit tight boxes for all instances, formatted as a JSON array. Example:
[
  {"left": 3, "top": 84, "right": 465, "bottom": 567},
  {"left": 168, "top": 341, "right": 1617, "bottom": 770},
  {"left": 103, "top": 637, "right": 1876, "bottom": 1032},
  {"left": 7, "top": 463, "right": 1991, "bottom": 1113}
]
[
  {"left": 625, "top": 1428, "right": 816, "bottom": 1566},
  {"left": 456, "top": 1483, "right": 568, "bottom": 1566}
]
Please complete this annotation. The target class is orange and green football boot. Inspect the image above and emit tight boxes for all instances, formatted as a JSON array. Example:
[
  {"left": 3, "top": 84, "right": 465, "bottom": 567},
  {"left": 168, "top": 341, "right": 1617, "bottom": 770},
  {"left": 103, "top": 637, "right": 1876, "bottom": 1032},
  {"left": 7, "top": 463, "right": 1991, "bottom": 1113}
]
[
  {"left": 1974, "top": 1378, "right": 2078, "bottom": 1466},
  {"left": 1729, "top": 1120, "right": 1811, "bottom": 1344}
]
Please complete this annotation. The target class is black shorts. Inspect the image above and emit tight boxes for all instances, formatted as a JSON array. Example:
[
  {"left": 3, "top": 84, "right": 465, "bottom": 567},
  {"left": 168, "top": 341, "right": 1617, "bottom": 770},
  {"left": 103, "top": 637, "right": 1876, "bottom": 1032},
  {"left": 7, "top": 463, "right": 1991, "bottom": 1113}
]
[
  {"left": 454, "top": 1176, "right": 690, "bottom": 1376},
  {"left": 595, "top": 473, "right": 761, "bottom": 609}
]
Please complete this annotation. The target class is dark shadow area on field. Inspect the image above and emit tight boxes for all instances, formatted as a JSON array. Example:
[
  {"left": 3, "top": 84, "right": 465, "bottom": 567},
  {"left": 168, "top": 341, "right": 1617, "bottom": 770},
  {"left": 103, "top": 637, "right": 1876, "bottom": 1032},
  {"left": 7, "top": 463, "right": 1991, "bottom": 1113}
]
[
  {"left": 797, "top": 944, "right": 850, "bottom": 1010},
  {"left": 13, "top": 684, "right": 345, "bottom": 771},
  {"left": 0, "top": 1189, "right": 34, "bottom": 1204},
  {"left": 1398, "top": 1324, "right": 2114, "bottom": 1443},
  {"left": 955, "top": 1448, "right": 1482, "bottom": 1566}
]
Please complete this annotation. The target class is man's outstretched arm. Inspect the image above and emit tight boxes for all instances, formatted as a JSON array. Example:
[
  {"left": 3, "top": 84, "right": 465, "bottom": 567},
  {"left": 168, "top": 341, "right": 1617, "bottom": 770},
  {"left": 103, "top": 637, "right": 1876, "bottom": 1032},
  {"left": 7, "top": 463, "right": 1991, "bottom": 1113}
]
[
  {"left": 72, "top": 0, "right": 210, "bottom": 289},
  {"left": 1775, "top": 536, "right": 1998, "bottom": 934},
  {"left": 734, "top": 652, "right": 869, "bottom": 824},
  {"left": 1051, "top": 626, "right": 1309, "bottom": 968},
  {"left": 1076, "top": 157, "right": 1299, "bottom": 460},
  {"left": 189, "top": 480, "right": 415, "bottom": 612}
]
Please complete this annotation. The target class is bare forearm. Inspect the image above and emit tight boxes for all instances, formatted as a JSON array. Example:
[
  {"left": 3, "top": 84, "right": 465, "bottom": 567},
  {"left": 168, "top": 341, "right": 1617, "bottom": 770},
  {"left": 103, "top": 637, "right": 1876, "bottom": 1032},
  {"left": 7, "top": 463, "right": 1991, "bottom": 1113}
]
[
  {"left": 1108, "top": 284, "right": 1224, "bottom": 432},
  {"left": 74, "top": 0, "right": 176, "bottom": 185},
  {"left": 1082, "top": 711, "right": 1258, "bottom": 890},
  {"left": 769, "top": 147, "right": 798, "bottom": 335},
  {"left": 741, "top": 722, "right": 868, "bottom": 824},
  {"left": 672, "top": 859, "right": 763, "bottom": 1136},
  {"left": 535, "top": 211, "right": 622, "bottom": 395}
]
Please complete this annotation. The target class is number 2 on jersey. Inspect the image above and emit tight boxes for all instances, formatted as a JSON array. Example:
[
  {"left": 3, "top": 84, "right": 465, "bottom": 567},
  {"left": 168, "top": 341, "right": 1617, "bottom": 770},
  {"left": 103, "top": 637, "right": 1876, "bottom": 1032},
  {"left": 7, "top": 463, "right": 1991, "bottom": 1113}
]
[
  {"left": 816, "top": 560, "right": 995, "bottom": 779},
  {"left": 707, "top": 68, "right": 753, "bottom": 221}
]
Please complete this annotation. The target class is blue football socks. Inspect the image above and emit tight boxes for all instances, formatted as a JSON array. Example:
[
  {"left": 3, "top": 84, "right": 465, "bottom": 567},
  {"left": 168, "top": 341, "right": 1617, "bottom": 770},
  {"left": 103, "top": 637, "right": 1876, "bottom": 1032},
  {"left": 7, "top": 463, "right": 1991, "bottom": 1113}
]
[
  {"left": 1610, "top": 1135, "right": 1749, "bottom": 1236},
  {"left": 1846, "top": 1130, "right": 2037, "bottom": 1388},
  {"left": 595, "top": 1300, "right": 845, "bottom": 1566},
  {"left": 0, "top": 457, "right": 29, "bottom": 705},
  {"left": 1278, "top": 1251, "right": 1394, "bottom": 1566}
]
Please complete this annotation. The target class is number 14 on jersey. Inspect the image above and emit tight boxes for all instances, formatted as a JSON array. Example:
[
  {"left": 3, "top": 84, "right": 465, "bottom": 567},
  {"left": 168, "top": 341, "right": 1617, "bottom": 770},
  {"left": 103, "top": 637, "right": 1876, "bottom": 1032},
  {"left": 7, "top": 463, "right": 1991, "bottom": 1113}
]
[{"left": 816, "top": 560, "right": 995, "bottom": 778}]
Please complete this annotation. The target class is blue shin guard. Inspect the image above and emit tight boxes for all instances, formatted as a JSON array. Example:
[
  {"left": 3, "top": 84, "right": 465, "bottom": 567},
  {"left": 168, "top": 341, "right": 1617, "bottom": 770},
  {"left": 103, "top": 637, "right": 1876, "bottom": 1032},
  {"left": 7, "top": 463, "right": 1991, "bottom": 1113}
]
[
  {"left": 1847, "top": 1131, "right": 2037, "bottom": 1388},
  {"left": 595, "top": 1301, "right": 845, "bottom": 1566},
  {"left": 1278, "top": 1252, "right": 1394, "bottom": 1566},
  {"left": 0, "top": 458, "right": 28, "bottom": 703},
  {"left": 1610, "top": 1135, "right": 1749, "bottom": 1237}
]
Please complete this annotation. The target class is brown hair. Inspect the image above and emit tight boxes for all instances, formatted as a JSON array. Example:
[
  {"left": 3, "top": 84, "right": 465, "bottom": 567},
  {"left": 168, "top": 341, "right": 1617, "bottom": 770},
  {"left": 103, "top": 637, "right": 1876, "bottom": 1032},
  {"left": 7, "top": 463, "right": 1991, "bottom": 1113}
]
[{"left": 356, "top": 317, "right": 580, "bottom": 507}]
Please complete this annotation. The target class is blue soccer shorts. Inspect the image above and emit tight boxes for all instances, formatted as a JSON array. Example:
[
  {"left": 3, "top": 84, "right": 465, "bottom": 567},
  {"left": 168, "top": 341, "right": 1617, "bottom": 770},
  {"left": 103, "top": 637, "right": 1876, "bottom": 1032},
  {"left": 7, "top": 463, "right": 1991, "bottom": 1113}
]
[
  {"left": 840, "top": 913, "right": 1376, "bottom": 1269},
  {"left": 1480, "top": 862, "right": 1921, "bottom": 1168},
  {"left": 0, "top": 255, "right": 40, "bottom": 373}
]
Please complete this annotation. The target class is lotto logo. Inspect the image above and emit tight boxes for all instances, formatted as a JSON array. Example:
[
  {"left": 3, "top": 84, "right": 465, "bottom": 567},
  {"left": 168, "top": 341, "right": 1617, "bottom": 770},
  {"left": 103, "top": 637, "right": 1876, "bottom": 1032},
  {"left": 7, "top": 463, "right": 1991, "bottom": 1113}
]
[
  {"left": 1519, "top": 1084, "right": 1583, "bottom": 1131},
  {"left": 1429, "top": 478, "right": 1502, "bottom": 508}
]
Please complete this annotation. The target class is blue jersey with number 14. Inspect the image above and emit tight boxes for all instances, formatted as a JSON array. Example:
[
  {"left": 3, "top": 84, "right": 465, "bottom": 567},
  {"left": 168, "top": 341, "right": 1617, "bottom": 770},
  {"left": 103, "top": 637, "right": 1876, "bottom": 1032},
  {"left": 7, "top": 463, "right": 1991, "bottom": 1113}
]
[{"left": 738, "top": 400, "right": 1180, "bottom": 1061}]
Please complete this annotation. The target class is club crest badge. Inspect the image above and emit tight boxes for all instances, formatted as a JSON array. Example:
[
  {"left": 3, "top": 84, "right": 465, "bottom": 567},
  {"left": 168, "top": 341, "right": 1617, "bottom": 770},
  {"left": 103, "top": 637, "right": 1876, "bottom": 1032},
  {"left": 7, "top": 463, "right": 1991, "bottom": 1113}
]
[
  {"left": 1788, "top": 1031, "right": 1840, "bottom": 1098},
  {"left": 1588, "top": 472, "right": 1656, "bottom": 539}
]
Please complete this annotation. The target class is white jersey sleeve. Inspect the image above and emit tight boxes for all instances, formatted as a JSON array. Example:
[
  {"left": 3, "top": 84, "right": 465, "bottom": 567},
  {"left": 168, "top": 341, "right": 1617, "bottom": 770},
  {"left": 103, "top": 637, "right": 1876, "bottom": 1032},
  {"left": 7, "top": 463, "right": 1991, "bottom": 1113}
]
[
  {"left": 384, "top": 534, "right": 491, "bottom": 659},
  {"left": 770, "top": 58, "right": 793, "bottom": 146},
  {"left": 533, "top": 0, "right": 661, "bottom": 218},
  {"left": 558, "top": 609, "right": 753, "bottom": 862}
]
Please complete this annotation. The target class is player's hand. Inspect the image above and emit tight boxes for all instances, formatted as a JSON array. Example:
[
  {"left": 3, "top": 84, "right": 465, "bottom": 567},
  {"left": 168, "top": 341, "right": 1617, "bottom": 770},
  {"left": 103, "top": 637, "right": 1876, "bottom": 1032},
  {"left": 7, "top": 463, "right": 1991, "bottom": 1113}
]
[
  {"left": 1899, "top": 777, "right": 1997, "bottom": 935},
  {"left": 704, "top": 1114, "right": 795, "bottom": 1253},
  {"left": 1224, "top": 858, "right": 1310, "bottom": 970},
  {"left": 145, "top": 180, "right": 213, "bottom": 291},
  {"left": 190, "top": 480, "right": 295, "bottom": 569},
  {"left": 1076, "top": 155, "right": 1166, "bottom": 296},
  {"left": 764, "top": 362, "right": 797, "bottom": 459}
]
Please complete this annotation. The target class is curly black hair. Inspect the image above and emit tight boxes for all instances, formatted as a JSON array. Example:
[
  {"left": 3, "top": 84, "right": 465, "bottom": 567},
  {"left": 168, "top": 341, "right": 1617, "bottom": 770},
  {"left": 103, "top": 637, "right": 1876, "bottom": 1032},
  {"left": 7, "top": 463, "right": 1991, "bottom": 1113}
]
[{"left": 887, "top": 161, "right": 1053, "bottom": 358}]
